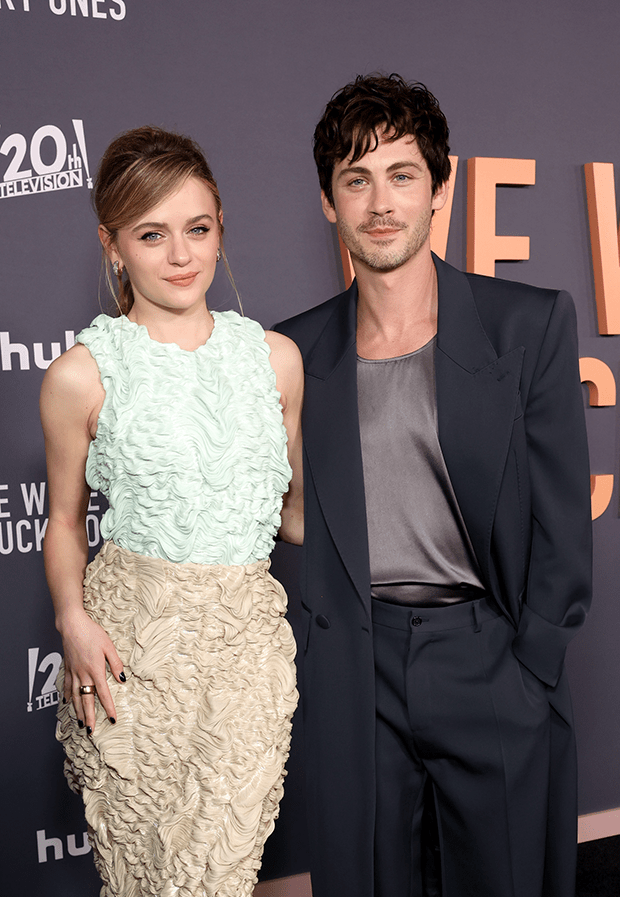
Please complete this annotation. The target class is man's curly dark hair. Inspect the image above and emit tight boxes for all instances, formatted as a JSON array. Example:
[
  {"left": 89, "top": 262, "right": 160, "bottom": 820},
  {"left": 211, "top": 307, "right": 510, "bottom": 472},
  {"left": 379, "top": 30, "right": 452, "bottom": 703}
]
[{"left": 314, "top": 73, "right": 451, "bottom": 206}]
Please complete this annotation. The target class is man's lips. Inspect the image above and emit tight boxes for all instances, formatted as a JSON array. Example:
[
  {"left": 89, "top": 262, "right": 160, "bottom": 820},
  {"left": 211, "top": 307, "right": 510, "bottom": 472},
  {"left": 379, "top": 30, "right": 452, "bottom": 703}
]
[
  {"left": 363, "top": 228, "right": 401, "bottom": 236},
  {"left": 360, "top": 222, "right": 405, "bottom": 236}
]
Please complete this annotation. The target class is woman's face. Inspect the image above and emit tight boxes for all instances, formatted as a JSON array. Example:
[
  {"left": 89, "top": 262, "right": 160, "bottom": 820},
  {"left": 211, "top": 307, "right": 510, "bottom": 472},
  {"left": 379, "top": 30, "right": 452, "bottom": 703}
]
[{"left": 105, "top": 176, "right": 221, "bottom": 316}]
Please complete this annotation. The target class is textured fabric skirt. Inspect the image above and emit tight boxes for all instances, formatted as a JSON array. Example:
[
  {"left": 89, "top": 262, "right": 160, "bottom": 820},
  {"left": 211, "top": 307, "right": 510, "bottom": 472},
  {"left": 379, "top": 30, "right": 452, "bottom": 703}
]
[{"left": 56, "top": 541, "right": 298, "bottom": 897}]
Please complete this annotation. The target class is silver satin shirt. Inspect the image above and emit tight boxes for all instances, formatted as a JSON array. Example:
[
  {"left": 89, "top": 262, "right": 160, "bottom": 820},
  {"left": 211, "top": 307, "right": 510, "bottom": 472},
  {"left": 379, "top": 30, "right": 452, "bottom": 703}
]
[{"left": 357, "top": 337, "right": 485, "bottom": 606}]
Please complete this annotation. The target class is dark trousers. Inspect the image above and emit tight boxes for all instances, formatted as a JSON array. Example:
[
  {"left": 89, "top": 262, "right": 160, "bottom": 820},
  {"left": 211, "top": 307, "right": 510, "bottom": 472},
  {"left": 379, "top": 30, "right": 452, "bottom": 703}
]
[{"left": 371, "top": 595, "right": 573, "bottom": 897}]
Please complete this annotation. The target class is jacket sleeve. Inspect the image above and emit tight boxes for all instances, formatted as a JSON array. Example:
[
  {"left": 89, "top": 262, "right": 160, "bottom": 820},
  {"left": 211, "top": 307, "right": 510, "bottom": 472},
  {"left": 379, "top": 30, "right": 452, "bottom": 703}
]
[{"left": 511, "top": 290, "right": 592, "bottom": 687}]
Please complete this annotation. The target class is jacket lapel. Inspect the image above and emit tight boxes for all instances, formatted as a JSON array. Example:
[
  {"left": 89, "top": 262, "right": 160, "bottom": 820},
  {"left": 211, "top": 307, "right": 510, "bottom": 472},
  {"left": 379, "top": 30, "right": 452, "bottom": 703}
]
[
  {"left": 302, "top": 284, "right": 372, "bottom": 615},
  {"left": 301, "top": 257, "right": 524, "bottom": 614},
  {"left": 434, "top": 256, "right": 524, "bottom": 593}
]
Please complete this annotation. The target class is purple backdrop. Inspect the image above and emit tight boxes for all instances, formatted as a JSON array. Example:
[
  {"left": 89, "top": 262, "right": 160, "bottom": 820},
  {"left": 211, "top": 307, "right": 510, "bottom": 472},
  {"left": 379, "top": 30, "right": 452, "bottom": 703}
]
[{"left": 1, "top": 1, "right": 619, "bottom": 893}]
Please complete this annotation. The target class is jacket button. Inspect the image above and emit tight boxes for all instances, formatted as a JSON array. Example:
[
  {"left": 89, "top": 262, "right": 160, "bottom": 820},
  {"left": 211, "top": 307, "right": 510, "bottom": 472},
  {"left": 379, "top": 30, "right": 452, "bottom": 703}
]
[{"left": 316, "top": 614, "right": 331, "bottom": 629}]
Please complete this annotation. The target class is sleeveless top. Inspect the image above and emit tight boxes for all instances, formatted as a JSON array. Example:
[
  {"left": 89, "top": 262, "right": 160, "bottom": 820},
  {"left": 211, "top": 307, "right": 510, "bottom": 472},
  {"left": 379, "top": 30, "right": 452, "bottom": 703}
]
[
  {"left": 77, "top": 311, "right": 292, "bottom": 566},
  {"left": 357, "top": 338, "right": 484, "bottom": 605}
]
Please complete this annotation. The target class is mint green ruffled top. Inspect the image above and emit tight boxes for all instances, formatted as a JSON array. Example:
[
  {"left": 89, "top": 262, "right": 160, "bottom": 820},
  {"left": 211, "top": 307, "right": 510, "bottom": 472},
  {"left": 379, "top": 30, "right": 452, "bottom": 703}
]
[{"left": 77, "top": 311, "right": 292, "bottom": 565}]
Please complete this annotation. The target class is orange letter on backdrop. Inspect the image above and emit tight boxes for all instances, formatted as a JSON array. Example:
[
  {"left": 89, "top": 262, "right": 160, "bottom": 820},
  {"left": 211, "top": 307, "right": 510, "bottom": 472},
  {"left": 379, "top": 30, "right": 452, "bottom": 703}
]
[
  {"left": 466, "top": 157, "right": 536, "bottom": 276},
  {"left": 584, "top": 163, "right": 620, "bottom": 335},
  {"left": 338, "top": 156, "right": 459, "bottom": 289},
  {"left": 338, "top": 233, "right": 355, "bottom": 291},
  {"left": 580, "top": 356, "right": 616, "bottom": 519}
]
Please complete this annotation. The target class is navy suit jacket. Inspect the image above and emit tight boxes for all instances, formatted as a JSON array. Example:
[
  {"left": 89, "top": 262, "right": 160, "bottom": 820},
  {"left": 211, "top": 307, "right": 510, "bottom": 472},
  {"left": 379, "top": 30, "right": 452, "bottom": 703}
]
[{"left": 275, "top": 254, "right": 591, "bottom": 897}]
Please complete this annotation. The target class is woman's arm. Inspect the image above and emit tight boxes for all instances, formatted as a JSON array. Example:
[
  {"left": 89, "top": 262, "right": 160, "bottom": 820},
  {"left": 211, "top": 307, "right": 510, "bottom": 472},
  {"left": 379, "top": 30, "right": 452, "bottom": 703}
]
[
  {"left": 265, "top": 331, "right": 304, "bottom": 546},
  {"left": 40, "top": 344, "right": 124, "bottom": 733}
]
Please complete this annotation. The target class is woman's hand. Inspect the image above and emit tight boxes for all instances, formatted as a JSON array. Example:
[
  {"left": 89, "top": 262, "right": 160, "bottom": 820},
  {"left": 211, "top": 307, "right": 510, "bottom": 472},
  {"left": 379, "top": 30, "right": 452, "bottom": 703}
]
[{"left": 59, "top": 607, "right": 125, "bottom": 734}]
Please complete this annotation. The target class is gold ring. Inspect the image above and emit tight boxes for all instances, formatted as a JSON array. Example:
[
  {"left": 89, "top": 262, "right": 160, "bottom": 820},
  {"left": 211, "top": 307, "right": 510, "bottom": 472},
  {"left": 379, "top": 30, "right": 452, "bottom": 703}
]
[{"left": 79, "top": 685, "right": 96, "bottom": 695}]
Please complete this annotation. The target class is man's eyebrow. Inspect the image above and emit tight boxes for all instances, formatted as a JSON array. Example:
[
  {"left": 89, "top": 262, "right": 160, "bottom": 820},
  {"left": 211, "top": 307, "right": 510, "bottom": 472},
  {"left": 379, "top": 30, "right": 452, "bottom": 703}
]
[
  {"left": 385, "top": 160, "right": 424, "bottom": 173},
  {"left": 336, "top": 165, "right": 371, "bottom": 180},
  {"left": 336, "top": 160, "right": 423, "bottom": 180}
]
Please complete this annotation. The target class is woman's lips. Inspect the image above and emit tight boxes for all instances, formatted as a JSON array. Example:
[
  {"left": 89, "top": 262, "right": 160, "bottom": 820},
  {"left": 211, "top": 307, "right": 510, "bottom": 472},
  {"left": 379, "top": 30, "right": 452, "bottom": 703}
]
[{"left": 165, "top": 272, "right": 198, "bottom": 286}]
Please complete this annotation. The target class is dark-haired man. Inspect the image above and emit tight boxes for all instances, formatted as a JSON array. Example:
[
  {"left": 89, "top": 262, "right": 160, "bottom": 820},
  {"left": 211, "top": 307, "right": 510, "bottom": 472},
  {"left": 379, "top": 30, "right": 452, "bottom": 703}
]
[{"left": 275, "top": 74, "right": 591, "bottom": 897}]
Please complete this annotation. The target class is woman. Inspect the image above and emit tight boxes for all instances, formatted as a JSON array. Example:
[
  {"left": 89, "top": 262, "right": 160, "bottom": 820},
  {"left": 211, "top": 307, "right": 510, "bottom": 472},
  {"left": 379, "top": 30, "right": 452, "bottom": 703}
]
[{"left": 40, "top": 126, "right": 303, "bottom": 897}]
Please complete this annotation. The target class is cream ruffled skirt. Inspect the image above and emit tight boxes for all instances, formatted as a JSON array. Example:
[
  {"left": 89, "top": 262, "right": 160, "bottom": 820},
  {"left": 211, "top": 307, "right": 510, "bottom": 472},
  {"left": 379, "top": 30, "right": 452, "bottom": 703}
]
[{"left": 56, "top": 541, "right": 298, "bottom": 897}]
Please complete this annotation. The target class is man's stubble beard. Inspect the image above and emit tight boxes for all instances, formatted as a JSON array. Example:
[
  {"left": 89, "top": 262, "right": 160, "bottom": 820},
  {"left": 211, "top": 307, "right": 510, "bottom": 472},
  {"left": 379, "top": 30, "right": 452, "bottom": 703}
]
[{"left": 337, "top": 208, "right": 433, "bottom": 273}]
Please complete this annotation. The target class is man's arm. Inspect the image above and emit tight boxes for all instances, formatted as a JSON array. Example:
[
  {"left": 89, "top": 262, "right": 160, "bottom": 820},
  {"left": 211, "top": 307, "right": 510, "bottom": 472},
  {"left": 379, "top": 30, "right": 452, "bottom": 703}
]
[{"left": 512, "top": 290, "right": 592, "bottom": 687}]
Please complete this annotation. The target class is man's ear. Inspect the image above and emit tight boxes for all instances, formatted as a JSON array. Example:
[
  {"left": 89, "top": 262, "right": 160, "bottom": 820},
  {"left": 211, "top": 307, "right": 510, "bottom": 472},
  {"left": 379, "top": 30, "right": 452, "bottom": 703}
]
[
  {"left": 321, "top": 191, "right": 338, "bottom": 224},
  {"left": 431, "top": 178, "right": 450, "bottom": 213}
]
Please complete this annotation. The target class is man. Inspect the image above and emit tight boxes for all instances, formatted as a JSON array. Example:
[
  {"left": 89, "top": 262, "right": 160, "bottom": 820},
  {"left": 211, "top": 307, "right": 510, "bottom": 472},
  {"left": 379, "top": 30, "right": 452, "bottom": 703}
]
[{"left": 275, "top": 74, "right": 591, "bottom": 897}]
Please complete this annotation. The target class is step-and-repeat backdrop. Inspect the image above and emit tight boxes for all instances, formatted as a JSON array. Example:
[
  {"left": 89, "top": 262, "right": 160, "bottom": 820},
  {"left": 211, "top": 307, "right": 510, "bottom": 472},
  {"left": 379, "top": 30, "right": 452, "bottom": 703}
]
[{"left": 1, "top": 1, "right": 619, "bottom": 893}]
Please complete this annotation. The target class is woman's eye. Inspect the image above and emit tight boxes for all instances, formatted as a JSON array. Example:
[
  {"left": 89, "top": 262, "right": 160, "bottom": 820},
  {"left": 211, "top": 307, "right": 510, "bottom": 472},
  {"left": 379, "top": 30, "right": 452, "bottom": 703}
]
[
  {"left": 190, "top": 225, "right": 209, "bottom": 235},
  {"left": 140, "top": 231, "right": 161, "bottom": 242}
]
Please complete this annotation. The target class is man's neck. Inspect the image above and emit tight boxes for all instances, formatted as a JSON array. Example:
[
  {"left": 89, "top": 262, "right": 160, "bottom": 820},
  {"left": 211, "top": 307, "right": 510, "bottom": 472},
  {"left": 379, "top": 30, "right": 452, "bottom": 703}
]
[{"left": 355, "top": 250, "right": 438, "bottom": 360}]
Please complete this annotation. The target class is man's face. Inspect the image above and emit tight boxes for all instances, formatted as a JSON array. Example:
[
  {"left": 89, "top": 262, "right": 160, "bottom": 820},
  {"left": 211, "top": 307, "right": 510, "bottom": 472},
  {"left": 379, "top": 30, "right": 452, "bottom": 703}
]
[{"left": 322, "top": 132, "right": 448, "bottom": 273}]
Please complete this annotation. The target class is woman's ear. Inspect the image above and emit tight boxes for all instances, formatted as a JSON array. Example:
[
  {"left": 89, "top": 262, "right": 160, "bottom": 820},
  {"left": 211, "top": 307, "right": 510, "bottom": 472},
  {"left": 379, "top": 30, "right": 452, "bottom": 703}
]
[{"left": 98, "top": 225, "right": 115, "bottom": 259}]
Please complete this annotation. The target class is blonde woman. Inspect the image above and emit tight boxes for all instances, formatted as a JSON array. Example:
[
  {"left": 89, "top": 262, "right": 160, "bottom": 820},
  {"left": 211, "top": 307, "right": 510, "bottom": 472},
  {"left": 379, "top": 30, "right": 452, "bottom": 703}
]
[{"left": 40, "top": 126, "right": 303, "bottom": 897}]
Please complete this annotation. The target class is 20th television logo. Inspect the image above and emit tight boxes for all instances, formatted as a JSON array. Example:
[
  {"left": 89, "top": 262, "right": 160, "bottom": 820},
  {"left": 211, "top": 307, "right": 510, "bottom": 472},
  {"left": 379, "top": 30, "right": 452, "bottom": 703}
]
[{"left": 0, "top": 120, "right": 91, "bottom": 200}]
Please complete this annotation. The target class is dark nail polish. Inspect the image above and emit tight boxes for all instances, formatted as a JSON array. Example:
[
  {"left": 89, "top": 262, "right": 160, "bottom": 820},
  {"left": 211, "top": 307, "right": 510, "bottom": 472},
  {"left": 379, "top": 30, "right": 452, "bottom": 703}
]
[
  {"left": 63, "top": 697, "right": 67, "bottom": 704},
  {"left": 86, "top": 726, "right": 92, "bottom": 736},
  {"left": 77, "top": 719, "right": 84, "bottom": 728},
  {"left": 109, "top": 717, "right": 116, "bottom": 725},
  {"left": 119, "top": 672, "right": 126, "bottom": 683}
]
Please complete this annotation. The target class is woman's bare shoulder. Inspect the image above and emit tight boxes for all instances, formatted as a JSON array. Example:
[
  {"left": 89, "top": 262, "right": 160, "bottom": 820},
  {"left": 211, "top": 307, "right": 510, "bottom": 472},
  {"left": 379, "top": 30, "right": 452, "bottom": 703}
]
[
  {"left": 264, "top": 329, "right": 303, "bottom": 373},
  {"left": 41, "top": 343, "right": 103, "bottom": 427},
  {"left": 264, "top": 330, "right": 303, "bottom": 413},
  {"left": 43, "top": 343, "right": 99, "bottom": 391}
]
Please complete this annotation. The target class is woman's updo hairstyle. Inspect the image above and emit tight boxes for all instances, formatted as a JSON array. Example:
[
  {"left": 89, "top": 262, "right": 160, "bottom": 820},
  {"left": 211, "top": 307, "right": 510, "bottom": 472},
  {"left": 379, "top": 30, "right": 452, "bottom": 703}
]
[{"left": 94, "top": 126, "right": 226, "bottom": 316}]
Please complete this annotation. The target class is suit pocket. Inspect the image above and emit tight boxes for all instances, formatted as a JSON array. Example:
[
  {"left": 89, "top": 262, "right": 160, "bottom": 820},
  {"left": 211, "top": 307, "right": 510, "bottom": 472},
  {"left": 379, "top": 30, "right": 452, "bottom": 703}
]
[
  {"left": 517, "top": 660, "right": 550, "bottom": 711},
  {"left": 546, "top": 666, "right": 574, "bottom": 727}
]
